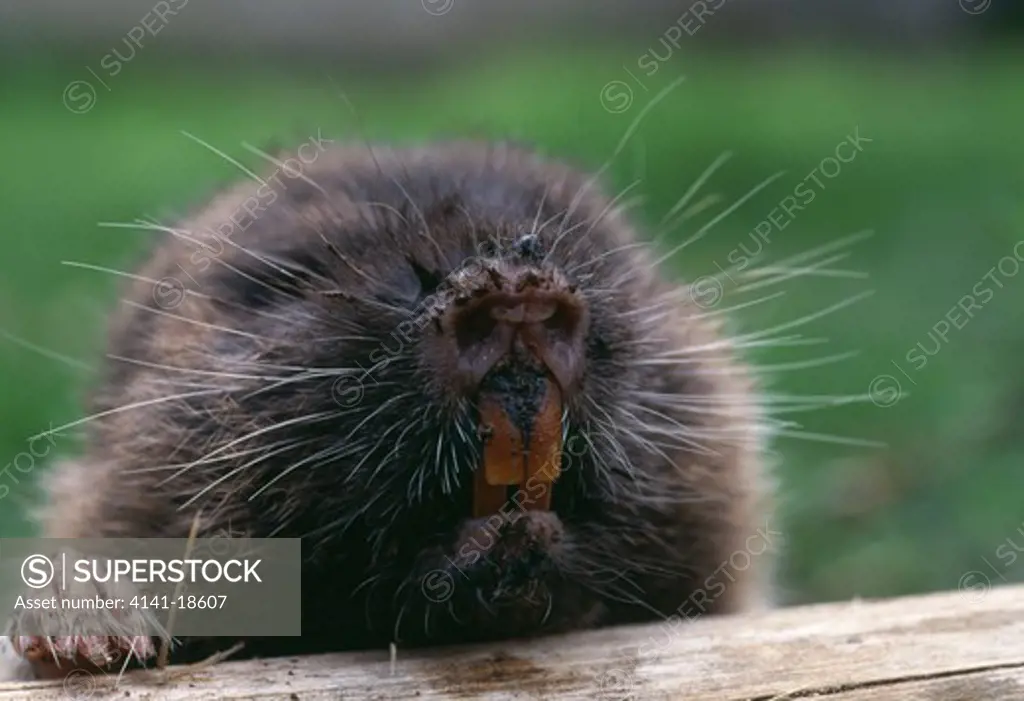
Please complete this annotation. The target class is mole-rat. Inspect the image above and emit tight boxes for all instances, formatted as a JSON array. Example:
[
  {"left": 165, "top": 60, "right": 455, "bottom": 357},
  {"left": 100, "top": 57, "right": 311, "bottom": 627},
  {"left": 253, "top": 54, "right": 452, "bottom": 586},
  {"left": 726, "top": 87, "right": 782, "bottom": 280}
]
[{"left": 5, "top": 139, "right": 775, "bottom": 673}]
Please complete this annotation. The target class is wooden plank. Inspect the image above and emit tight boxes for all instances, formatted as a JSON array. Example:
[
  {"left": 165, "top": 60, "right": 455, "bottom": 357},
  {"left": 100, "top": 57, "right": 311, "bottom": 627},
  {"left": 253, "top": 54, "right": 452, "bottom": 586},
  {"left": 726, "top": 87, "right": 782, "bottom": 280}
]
[{"left": 1, "top": 584, "right": 1022, "bottom": 700}]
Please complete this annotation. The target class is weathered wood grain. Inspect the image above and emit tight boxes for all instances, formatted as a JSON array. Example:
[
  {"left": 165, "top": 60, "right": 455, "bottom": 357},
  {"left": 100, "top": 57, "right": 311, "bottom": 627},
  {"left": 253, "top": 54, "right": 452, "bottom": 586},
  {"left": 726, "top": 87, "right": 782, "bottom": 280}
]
[{"left": 1, "top": 583, "right": 1022, "bottom": 700}]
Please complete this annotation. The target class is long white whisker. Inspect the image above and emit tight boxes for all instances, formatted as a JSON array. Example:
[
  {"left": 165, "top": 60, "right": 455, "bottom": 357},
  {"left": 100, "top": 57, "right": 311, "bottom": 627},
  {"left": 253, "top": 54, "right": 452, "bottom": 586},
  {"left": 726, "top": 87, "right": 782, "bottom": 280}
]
[
  {"left": 121, "top": 299, "right": 271, "bottom": 341},
  {"left": 179, "top": 439, "right": 315, "bottom": 508},
  {"left": 106, "top": 354, "right": 291, "bottom": 382},
  {"left": 529, "top": 184, "right": 552, "bottom": 238},
  {"left": 240, "top": 141, "right": 329, "bottom": 197},
  {"left": 159, "top": 410, "right": 342, "bottom": 483},
  {"left": 553, "top": 77, "right": 685, "bottom": 253},
  {"left": 28, "top": 389, "right": 229, "bottom": 441},
  {"left": 750, "top": 228, "right": 875, "bottom": 273},
  {"left": 180, "top": 130, "right": 266, "bottom": 185},
  {"left": 658, "top": 150, "right": 733, "bottom": 226},
  {"left": 0, "top": 328, "right": 93, "bottom": 373},
  {"left": 553, "top": 179, "right": 643, "bottom": 264},
  {"left": 735, "top": 255, "right": 869, "bottom": 294},
  {"left": 774, "top": 428, "right": 886, "bottom": 449},
  {"left": 707, "top": 350, "right": 861, "bottom": 375},
  {"left": 689, "top": 290, "right": 787, "bottom": 319},
  {"left": 738, "top": 265, "right": 869, "bottom": 291},
  {"left": 732, "top": 290, "right": 874, "bottom": 344},
  {"left": 653, "top": 170, "right": 788, "bottom": 266}
]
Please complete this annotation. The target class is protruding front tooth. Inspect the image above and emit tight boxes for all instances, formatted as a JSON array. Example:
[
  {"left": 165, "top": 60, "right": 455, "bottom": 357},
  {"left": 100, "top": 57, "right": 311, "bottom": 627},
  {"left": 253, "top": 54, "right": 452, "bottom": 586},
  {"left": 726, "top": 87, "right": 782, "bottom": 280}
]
[
  {"left": 473, "top": 468, "right": 510, "bottom": 519},
  {"left": 473, "top": 376, "right": 562, "bottom": 519},
  {"left": 479, "top": 397, "right": 525, "bottom": 486},
  {"left": 474, "top": 396, "right": 522, "bottom": 519},
  {"left": 523, "top": 378, "right": 561, "bottom": 511}
]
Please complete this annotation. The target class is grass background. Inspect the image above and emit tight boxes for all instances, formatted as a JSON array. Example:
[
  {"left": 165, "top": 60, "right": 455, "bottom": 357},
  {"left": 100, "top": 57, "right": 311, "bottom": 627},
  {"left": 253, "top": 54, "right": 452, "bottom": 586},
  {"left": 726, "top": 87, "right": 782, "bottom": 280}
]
[{"left": 1, "top": 45, "right": 1023, "bottom": 606}]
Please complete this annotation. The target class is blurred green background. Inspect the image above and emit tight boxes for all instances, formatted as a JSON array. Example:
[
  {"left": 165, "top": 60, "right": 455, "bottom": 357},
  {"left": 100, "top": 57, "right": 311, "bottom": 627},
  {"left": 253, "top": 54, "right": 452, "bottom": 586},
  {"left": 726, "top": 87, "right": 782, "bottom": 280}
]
[{"left": 1, "top": 4, "right": 1023, "bottom": 608}]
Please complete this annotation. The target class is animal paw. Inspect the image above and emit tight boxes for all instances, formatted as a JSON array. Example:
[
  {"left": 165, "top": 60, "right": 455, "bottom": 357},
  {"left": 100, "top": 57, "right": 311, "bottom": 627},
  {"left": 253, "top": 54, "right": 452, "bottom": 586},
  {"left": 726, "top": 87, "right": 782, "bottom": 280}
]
[{"left": 10, "top": 635, "right": 157, "bottom": 680}]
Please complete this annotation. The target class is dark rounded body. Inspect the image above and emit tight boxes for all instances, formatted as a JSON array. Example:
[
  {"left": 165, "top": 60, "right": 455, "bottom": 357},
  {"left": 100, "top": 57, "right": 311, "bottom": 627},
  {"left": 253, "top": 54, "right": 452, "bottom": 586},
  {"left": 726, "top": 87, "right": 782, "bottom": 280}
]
[{"left": 33, "top": 141, "right": 773, "bottom": 662}]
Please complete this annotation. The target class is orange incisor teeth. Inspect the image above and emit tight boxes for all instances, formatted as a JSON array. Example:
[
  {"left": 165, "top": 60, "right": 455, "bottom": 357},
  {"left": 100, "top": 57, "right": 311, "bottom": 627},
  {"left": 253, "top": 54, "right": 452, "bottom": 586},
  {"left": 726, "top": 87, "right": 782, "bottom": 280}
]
[{"left": 473, "top": 379, "right": 562, "bottom": 519}]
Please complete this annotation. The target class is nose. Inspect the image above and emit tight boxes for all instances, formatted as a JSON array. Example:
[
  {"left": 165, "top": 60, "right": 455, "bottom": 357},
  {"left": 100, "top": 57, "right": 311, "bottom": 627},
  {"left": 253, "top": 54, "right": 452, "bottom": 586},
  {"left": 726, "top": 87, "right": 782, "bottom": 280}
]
[{"left": 444, "top": 265, "right": 588, "bottom": 395}]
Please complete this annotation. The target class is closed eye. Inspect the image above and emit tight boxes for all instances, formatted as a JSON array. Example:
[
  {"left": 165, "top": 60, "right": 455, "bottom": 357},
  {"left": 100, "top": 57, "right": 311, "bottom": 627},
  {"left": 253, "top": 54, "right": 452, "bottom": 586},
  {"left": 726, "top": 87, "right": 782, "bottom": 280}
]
[{"left": 407, "top": 257, "right": 443, "bottom": 298}]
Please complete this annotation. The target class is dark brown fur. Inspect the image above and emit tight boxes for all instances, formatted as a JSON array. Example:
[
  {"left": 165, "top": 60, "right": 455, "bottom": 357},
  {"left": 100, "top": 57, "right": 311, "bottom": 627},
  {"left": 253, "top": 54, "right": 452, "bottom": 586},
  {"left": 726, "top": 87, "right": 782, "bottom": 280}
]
[{"left": 31, "top": 141, "right": 774, "bottom": 662}]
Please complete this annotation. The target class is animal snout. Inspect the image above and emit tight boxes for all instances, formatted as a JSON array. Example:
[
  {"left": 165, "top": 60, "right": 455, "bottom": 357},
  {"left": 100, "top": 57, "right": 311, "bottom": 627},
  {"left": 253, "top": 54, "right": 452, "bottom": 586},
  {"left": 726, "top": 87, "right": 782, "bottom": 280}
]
[
  {"left": 488, "top": 296, "right": 558, "bottom": 324},
  {"left": 445, "top": 265, "right": 589, "bottom": 393}
]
